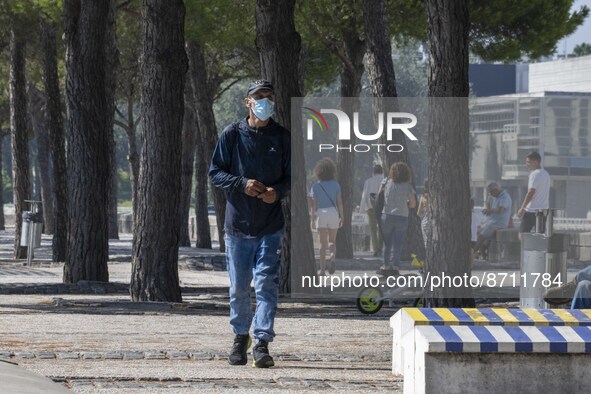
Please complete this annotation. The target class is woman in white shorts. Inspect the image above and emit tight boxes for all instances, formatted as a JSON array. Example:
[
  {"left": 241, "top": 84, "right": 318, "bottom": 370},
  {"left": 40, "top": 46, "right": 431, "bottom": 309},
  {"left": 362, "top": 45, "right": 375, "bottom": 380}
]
[{"left": 309, "top": 158, "right": 343, "bottom": 276}]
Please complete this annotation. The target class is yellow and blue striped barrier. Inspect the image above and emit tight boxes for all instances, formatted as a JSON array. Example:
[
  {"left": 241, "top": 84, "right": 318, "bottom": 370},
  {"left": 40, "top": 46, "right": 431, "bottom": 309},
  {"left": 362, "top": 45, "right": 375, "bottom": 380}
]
[
  {"left": 391, "top": 307, "right": 591, "bottom": 375},
  {"left": 417, "top": 325, "right": 591, "bottom": 353},
  {"left": 401, "top": 307, "right": 591, "bottom": 326}
]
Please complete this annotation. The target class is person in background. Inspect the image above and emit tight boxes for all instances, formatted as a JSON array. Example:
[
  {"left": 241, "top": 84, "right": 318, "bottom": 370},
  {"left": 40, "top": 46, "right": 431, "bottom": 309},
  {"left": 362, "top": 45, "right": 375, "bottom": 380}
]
[
  {"left": 472, "top": 182, "right": 512, "bottom": 259},
  {"left": 378, "top": 162, "right": 416, "bottom": 276},
  {"left": 417, "top": 178, "right": 430, "bottom": 249},
  {"left": 545, "top": 266, "right": 591, "bottom": 309},
  {"left": 517, "top": 151, "right": 551, "bottom": 236},
  {"left": 309, "top": 158, "right": 343, "bottom": 276},
  {"left": 360, "top": 164, "right": 384, "bottom": 256}
]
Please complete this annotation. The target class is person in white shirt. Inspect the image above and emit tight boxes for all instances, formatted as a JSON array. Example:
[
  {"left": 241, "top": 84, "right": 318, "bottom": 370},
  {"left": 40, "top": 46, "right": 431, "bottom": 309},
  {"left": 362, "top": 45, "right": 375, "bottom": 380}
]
[
  {"left": 359, "top": 164, "right": 384, "bottom": 256},
  {"left": 517, "top": 151, "right": 551, "bottom": 234}
]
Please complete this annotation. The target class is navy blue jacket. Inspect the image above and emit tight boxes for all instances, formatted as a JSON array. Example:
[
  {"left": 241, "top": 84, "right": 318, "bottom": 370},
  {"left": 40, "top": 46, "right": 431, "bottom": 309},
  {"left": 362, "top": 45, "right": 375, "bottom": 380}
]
[{"left": 209, "top": 117, "right": 291, "bottom": 237}]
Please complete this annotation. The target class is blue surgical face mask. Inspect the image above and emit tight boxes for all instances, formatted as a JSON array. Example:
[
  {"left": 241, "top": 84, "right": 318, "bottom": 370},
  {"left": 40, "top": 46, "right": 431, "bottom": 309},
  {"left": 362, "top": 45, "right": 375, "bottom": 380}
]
[{"left": 251, "top": 97, "right": 275, "bottom": 121}]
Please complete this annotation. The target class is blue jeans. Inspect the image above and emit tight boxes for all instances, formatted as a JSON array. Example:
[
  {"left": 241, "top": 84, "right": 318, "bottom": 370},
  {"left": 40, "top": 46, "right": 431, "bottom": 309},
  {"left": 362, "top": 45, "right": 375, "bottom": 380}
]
[
  {"left": 225, "top": 230, "right": 283, "bottom": 342},
  {"left": 571, "top": 266, "right": 591, "bottom": 309},
  {"left": 381, "top": 214, "right": 408, "bottom": 270}
]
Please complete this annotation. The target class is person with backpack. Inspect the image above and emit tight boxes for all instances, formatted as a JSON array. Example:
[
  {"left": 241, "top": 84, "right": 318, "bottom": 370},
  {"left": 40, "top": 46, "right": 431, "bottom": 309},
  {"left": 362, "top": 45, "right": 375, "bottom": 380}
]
[
  {"left": 376, "top": 162, "right": 416, "bottom": 276},
  {"left": 309, "top": 157, "right": 343, "bottom": 276},
  {"left": 209, "top": 80, "right": 290, "bottom": 368}
]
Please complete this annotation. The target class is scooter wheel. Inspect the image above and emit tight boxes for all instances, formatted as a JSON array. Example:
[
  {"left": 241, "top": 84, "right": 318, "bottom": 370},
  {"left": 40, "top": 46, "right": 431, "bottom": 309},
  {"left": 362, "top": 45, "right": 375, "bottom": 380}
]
[
  {"left": 356, "top": 287, "right": 384, "bottom": 314},
  {"left": 413, "top": 297, "right": 425, "bottom": 308}
]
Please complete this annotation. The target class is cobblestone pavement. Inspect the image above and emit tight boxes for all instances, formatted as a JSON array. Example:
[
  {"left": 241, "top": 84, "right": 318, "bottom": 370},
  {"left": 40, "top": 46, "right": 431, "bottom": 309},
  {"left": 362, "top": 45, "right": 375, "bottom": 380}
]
[
  {"left": 1, "top": 293, "right": 401, "bottom": 393},
  {"left": 0, "top": 229, "right": 402, "bottom": 393}
]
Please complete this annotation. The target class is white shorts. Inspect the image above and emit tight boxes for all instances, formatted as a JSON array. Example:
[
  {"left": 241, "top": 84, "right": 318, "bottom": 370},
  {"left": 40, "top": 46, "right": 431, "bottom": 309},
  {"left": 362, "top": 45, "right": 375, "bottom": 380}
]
[{"left": 316, "top": 207, "right": 340, "bottom": 229}]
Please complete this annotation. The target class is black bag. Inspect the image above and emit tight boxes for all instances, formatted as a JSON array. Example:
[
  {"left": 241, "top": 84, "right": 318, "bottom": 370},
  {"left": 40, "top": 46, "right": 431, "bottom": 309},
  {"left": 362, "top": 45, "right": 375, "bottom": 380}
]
[
  {"left": 369, "top": 193, "right": 377, "bottom": 209},
  {"left": 374, "top": 184, "right": 385, "bottom": 221}
]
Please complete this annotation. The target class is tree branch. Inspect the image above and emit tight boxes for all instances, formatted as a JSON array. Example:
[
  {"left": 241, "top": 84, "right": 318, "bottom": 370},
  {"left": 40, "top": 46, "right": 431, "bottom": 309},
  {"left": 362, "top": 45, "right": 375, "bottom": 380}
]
[
  {"left": 113, "top": 119, "right": 129, "bottom": 132},
  {"left": 117, "top": 0, "right": 133, "bottom": 10},
  {"left": 213, "top": 78, "right": 244, "bottom": 102},
  {"left": 307, "top": 21, "right": 355, "bottom": 72},
  {"left": 115, "top": 106, "right": 126, "bottom": 120}
]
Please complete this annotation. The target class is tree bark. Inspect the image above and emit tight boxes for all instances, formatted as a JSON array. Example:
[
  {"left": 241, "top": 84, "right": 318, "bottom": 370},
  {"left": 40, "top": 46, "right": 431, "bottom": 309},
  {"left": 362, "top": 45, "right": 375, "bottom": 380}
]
[
  {"left": 27, "top": 84, "right": 54, "bottom": 234},
  {"left": 363, "top": 0, "right": 424, "bottom": 260},
  {"left": 179, "top": 84, "right": 196, "bottom": 247},
  {"left": 130, "top": 0, "right": 188, "bottom": 302},
  {"left": 63, "top": 0, "right": 113, "bottom": 282},
  {"left": 425, "top": 0, "right": 473, "bottom": 307},
  {"left": 124, "top": 92, "right": 140, "bottom": 216},
  {"left": 40, "top": 18, "right": 68, "bottom": 262},
  {"left": 0, "top": 134, "right": 4, "bottom": 230},
  {"left": 9, "top": 29, "right": 30, "bottom": 259},
  {"left": 193, "top": 116, "right": 212, "bottom": 249},
  {"left": 108, "top": 146, "right": 119, "bottom": 239},
  {"left": 255, "top": 0, "right": 316, "bottom": 293},
  {"left": 107, "top": 0, "right": 119, "bottom": 240},
  {"left": 186, "top": 41, "right": 225, "bottom": 251},
  {"left": 335, "top": 26, "right": 365, "bottom": 259},
  {"left": 362, "top": 0, "right": 407, "bottom": 168}
]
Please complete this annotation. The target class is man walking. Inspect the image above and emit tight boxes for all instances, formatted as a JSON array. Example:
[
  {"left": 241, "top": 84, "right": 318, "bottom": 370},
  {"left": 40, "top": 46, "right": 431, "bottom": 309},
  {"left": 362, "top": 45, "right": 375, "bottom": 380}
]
[
  {"left": 209, "top": 80, "right": 290, "bottom": 368},
  {"left": 517, "top": 151, "right": 551, "bottom": 234},
  {"left": 359, "top": 164, "right": 384, "bottom": 256}
]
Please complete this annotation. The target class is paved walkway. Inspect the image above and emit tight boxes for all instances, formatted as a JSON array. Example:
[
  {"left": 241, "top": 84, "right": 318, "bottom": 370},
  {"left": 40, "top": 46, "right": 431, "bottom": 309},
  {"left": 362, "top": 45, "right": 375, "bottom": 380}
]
[{"left": 0, "top": 229, "right": 402, "bottom": 393}]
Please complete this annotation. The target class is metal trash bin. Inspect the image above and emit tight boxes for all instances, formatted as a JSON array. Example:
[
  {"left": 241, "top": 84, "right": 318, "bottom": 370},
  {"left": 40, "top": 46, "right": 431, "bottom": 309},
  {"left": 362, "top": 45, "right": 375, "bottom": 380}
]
[
  {"left": 520, "top": 209, "right": 569, "bottom": 308},
  {"left": 21, "top": 211, "right": 43, "bottom": 248},
  {"left": 20, "top": 211, "right": 32, "bottom": 247}
]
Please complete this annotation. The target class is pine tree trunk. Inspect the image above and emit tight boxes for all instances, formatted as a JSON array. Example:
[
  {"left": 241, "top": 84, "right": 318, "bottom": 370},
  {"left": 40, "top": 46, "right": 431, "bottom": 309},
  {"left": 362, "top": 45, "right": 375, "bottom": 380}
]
[
  {"left": 193, "top": 117, "right": 212, "bottom": 249},
  {"left": 125, "top": 92, "right": 140, "bottom": 217},
  {"left": 40, "top": 18, "right": 68, "bottom": 262},
  {"left": 9, "top": 29, "right": 30, "bottom": 260},
  {"left": 186, "top": 41, "right": 224, "bottom": 251},
  {"left": 0, "top": 134, "right": 4, "bottom": 230},
  {"left": 130, "top": 0, "right": 188, "bottom": 302},
  {"left": 179, "top": 84, "right": 196, "bottom": 247},
  {"left": 37, "top": 127, "right": 54, "bottom": 235},
  {"left": 425, "top": 0, "right": 473, "bottom": 307},
  {"left": 255, "top": 0, "right": 316, "bottom": 293},
  {"left": 107, "top": 0, "right": 119, "bottom": 240},
  {"left": 108, "top": 149, "right": 119, "bottom": 239},
  {"left": 363, "top": 0, "right": 424, "bottom": 261},
  {"left": 63, "top": 0, "right": 112, "bottom": 282},
  {"left": 362, "top": 0, "right": 407, "bottom": 168},
  {"left": 27, "top": 85, "right": 54, "bottom": 234},
  {"left": 335, "top": 27, "right": 365, "bottom": 259}
]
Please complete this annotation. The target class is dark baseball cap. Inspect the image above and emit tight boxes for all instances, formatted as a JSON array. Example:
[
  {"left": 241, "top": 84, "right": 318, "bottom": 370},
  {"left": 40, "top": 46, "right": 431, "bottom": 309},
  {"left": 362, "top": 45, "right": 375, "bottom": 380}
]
[{"left": 247, "top": 79, "right": 274, "bottom": 96}]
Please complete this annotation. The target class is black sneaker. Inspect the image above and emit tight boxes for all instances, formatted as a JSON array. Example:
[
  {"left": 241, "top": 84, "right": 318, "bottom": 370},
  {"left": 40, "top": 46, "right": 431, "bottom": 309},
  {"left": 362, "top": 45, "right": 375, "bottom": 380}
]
[
  {"left": 543, "top": 280, "right": 577, "bottom": 305},
  {"left": 228, "top": 334, "right": 251, "bottom": 365},
  {"left": 252, "top": 340, "right": 274, "bottom": 368}
]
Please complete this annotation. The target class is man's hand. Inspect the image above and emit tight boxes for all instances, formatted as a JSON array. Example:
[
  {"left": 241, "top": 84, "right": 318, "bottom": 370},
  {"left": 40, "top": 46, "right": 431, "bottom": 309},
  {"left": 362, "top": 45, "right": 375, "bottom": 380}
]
[
  {"left": 517, "top": 208, "right": 526, "bottom": 218},
  {"left": 245, "top": 179, "right": 266, "bottom": 197},
  {"left": 257, "top": 187, "right": 277, "bottom": 204}
]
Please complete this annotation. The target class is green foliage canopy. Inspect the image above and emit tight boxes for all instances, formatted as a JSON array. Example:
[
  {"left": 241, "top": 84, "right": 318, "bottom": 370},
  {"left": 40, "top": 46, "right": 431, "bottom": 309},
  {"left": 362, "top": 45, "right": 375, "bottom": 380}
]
[{"left": 469, "top": 0, "right": 589, "bottom": 61}]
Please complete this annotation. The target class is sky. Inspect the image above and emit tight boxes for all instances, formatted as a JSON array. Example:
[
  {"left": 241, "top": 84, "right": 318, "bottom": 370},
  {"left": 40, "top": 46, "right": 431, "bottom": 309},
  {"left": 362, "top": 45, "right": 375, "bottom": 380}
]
[{"left": 556, "top": 0, "right": 591, "bottom": 55}]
